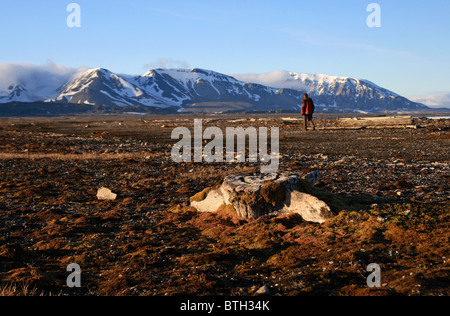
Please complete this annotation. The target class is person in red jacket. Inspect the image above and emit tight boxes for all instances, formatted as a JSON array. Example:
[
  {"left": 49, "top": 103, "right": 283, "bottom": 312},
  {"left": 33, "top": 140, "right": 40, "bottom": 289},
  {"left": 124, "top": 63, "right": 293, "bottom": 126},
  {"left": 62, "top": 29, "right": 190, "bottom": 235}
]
[{"left": 301, "top": 93, "right": 316, "bottom": 131}]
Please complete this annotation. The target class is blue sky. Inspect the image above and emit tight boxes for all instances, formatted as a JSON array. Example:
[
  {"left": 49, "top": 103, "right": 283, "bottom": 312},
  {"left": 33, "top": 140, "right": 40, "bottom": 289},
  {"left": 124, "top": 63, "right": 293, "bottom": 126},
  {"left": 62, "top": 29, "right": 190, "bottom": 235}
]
[{"left": 0, "top": 0, "right": 449, "bottom": 101}]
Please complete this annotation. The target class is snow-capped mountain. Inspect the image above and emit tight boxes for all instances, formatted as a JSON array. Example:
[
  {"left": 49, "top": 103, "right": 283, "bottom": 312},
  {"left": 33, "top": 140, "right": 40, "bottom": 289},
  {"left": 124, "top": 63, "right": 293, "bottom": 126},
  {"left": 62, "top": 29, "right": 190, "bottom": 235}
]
[
  {"left": 232, "top": 71, "right": 425, "bottom": 112},
  {"left": 0, "top": 82, "right": 62, "bottom": 103},
  {"left": 0, "top": 66, "right": 427, "bottom": 113},
  {"left": 47, "top": 67, "right": 302, "bottom": 112},
  {"left": 0, "top": 84, "right": 29, "bottom": 102},
  {"left": 132, "top": 68, "right": 302, "bottom": 111},
  {"left": 53, "top": 68, "right": 170, "bottom": 107}
]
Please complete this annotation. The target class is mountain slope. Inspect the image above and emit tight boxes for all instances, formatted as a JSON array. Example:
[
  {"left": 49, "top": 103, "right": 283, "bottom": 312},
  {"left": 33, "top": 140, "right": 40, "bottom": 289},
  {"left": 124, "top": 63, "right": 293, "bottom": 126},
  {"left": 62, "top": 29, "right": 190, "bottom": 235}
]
[
  {"left": 0, "top": 84, "right": 30, "bottom": 103},
  {"left": 132, "top": 68, "right": 302, "bottom": 112},
  {"left": 232, "top": 71, "right": 426, "bottom": 112},
  {"left": 53, "top": 68, "right": 174, "bottom": 108}
]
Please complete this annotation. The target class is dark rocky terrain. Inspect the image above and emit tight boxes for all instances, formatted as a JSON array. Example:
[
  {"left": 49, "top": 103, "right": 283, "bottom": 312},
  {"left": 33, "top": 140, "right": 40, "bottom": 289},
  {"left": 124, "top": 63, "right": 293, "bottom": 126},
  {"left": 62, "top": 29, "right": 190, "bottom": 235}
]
[{"left": 0, "top": 114, "right": 448, "bottom": 296}]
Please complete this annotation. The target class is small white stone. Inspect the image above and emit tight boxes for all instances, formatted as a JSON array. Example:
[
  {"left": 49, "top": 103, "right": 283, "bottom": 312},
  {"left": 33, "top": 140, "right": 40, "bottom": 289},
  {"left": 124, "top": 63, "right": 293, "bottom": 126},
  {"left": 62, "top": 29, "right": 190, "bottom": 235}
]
[
  {"left": 256, "top": 285, "right": 270, "bottom": 295},
  {"left": 97, "top": 187, "right": 117, "bottom": 200}
]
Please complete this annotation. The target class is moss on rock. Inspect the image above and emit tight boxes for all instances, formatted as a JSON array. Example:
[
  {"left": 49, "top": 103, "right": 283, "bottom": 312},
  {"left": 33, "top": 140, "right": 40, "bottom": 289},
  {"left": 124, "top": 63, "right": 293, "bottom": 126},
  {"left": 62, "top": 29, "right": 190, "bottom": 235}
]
[{"left": 190, "top": 187, "right": 213, "bottom": 203}]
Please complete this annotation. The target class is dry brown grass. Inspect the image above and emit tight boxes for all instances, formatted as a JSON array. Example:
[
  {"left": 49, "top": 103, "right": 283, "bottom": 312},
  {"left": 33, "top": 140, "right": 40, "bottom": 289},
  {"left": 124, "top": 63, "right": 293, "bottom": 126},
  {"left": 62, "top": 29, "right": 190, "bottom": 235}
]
[
  {"left": 0, "top": 152, "right": 158, "bottom": 161},
  {"left": 0, "top": 282, "right": 64, "bottom": 296},
  {"left": 0, "top": 283, "right": 40, "bottom": 296}
]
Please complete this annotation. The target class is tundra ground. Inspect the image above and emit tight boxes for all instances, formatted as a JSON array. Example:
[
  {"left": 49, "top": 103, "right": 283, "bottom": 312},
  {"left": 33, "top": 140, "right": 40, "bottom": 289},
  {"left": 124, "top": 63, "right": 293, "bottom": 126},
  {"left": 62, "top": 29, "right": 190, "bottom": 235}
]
[{"left": 0, "top": 114, "right": 448, "bottom": 296}]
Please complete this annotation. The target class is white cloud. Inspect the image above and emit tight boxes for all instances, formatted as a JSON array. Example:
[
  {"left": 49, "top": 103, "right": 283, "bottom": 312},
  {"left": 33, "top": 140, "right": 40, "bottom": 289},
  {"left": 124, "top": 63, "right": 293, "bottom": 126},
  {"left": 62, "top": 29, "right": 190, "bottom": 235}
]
[
  {"left": 410, "top": 93, "right": 450, "bottom": 109},
  {"left": 144, "top": 58, "right": 190, "bottom": 70},
  {"left": 231, "top": 71, "right": 343, "bottom": 91},
  {"left": 232, "top": 71, "right": 291, "bottom": 87},
  {"left": 0, "top": 62, "right": 88, "bottom": 99}
]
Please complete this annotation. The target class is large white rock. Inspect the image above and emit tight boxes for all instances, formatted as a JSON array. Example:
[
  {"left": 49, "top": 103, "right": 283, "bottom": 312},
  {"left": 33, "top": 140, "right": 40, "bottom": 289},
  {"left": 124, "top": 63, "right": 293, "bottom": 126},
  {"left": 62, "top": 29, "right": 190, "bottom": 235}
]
[
  {"left": 282, "top": 191, "right": 332, "bottom": 224},
  {"left": 190, "top": 172, "right": 333, "bottom": 224}
]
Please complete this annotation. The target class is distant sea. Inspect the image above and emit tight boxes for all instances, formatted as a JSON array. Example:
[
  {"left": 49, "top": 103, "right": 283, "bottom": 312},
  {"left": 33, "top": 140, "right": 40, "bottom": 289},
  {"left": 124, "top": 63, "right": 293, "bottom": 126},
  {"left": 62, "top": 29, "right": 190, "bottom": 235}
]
[{"left": 425, "top": 116, "right": 450, "bottom": 119}]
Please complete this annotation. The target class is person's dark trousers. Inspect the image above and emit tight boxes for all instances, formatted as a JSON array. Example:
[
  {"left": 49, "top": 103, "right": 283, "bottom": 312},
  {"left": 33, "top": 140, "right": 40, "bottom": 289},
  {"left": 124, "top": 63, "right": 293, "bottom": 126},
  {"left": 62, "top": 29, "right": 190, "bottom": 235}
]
[{"left": 303, "top": 115, "right": 316, "bottom": 131}]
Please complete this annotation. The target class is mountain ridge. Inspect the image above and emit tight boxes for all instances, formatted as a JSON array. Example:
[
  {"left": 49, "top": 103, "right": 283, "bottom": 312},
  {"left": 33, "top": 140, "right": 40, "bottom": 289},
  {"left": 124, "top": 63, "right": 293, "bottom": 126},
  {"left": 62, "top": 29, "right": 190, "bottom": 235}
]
[{"left": 0, "top": 67, "right": 428, "bottom": 114}]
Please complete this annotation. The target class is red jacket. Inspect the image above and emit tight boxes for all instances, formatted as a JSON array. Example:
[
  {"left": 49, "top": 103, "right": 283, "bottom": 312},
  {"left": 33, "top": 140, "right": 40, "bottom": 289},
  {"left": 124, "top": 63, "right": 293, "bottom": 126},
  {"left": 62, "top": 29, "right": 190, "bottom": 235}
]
[{"left": 301, "top": 98, "right": 315, "bottom": 115}]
